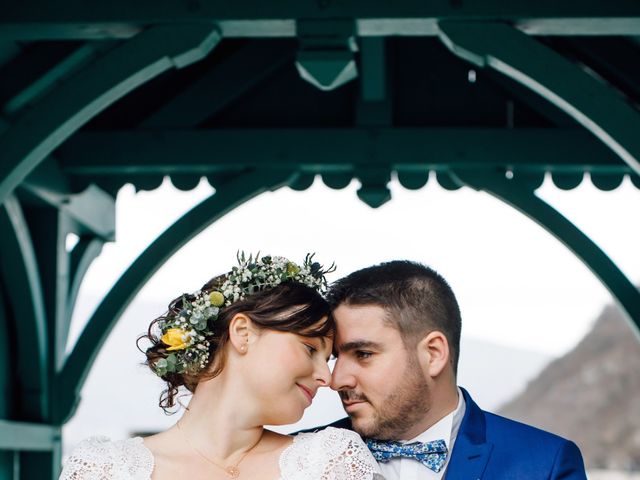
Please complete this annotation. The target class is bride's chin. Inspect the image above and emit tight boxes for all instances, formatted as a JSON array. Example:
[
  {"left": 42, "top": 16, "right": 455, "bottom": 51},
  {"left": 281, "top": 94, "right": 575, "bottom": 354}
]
[{"left": 263, "top": 407, "right": 305, "bottom": 426}]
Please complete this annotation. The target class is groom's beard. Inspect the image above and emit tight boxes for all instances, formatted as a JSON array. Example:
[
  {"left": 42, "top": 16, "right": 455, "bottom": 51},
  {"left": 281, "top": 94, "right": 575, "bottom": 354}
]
[{"left": 340, "top": 355, "right": 430, "bottom": 440}]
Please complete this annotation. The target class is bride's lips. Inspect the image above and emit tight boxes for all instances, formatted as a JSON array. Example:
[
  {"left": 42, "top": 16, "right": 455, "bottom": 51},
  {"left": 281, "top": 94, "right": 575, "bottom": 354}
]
[{"left": 297, "top": 384, "right": 315, "bottom": 404}]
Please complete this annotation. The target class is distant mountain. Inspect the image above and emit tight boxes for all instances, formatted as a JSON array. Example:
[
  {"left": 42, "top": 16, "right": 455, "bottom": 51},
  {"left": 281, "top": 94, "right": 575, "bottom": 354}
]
[
  {"left": 499, "top": 303, "right": 640, "bottom": 471},
  {"left": 458, "top": 337, "right": 552, "bottom": 411}
]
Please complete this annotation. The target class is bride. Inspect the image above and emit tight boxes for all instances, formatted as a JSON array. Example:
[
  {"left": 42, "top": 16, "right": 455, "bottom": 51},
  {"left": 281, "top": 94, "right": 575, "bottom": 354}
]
[{"left": 60, "top": 253, "right": 382, "bottom": 479}]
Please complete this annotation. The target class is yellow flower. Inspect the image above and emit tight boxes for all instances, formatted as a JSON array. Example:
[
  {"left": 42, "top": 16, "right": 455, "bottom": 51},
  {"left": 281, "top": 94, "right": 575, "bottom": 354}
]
[
  {"left": 209, "top": 291, "right": 225, "bottom": 307},
  {"left": 286, "top": 262, "right": 300, "bottom": 275},
  {"left": 161, "top": 328, "right": 191, "bottom": 351}
]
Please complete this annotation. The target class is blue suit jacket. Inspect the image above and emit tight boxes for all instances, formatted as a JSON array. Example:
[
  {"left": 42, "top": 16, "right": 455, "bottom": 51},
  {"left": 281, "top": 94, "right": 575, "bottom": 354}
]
[{"left": 321, "top": 388, "right": 587, "bottom": 479}]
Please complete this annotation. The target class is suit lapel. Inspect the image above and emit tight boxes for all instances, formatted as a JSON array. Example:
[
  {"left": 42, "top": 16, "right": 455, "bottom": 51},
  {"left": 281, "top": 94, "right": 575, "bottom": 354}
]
[
  {"left": 444, "top": 388, "right": 493, "bottom": 479},
  {"left": 445, "top": 434, "right": 493, "bottom": 479}
]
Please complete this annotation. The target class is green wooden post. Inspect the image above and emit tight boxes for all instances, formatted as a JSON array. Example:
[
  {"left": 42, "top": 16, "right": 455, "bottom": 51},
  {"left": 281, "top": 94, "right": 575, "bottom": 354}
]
[
  {"left": 0, "top": 197, "right": 49, "bottom": 421},
  {"left": 0, "top": 421, "right": 62, "bottom": 479},
  {"left": 0, "top": 290, "right": 14, "bottom": 479},
  {"left": 19, "top": 449, "right": 61, "bottom": 480}
]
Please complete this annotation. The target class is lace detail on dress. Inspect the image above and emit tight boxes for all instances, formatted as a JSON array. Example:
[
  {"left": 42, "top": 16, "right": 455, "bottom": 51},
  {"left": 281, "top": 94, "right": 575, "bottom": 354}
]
[
  {"left": 60, "top": 436, "right": 154, "bottom": 479},
  {"left": 279, "top": 427, "right": 382, "bottom": 480},
  {"left": 61, "top": 429, "right": 381, "bottom": 480}
]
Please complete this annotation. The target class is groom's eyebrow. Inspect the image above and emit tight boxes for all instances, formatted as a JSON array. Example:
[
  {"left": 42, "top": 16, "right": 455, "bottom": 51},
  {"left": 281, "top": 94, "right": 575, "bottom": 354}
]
[{"left": 336, "top": 340, "right": 382, "bottom": 354}]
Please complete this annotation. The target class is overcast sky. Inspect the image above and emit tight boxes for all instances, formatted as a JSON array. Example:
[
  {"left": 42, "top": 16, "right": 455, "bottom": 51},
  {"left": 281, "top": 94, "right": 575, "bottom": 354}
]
[{"left": 69, "top": 173, "right": 640, "bottom": 357}]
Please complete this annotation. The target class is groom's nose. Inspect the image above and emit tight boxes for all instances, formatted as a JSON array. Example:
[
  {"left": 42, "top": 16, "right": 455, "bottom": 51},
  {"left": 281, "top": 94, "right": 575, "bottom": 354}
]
[{"left": 330, "top": 357, "right": 356, "bottom": 391}]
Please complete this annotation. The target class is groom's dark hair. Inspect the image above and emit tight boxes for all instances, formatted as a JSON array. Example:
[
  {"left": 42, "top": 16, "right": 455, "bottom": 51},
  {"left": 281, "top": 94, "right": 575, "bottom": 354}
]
[{"left": 327, "top": 260, "right": 462, "bottom": 375}]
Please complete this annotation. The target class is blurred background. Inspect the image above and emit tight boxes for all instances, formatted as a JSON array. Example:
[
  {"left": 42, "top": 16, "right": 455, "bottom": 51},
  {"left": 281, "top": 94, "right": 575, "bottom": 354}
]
[{"left": 63, "top": 175, "right": 640, "bottom": 479}]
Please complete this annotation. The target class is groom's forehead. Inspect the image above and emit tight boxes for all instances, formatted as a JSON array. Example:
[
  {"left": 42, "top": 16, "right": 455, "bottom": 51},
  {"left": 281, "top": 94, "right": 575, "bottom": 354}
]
[
  {"left": 333, "top": 304, "right": 403, "bottom": 344},
  {"left": 333, "top": 303, "right": 398, "bottom": 331},
  {"left": 333, "top": 302, "right": 388, "bottom": 322}
]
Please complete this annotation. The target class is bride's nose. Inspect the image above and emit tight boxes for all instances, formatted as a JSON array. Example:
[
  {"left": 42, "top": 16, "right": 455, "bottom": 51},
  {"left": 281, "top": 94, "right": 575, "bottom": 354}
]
[{"left": 315, "top": 361, "right": 331, "bottom": 387}]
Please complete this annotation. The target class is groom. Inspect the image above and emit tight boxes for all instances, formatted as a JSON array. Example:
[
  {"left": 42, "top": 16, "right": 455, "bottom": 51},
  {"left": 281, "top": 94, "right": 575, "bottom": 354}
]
[{"left": 325, "top": 260, "right": 587, "bottom": 479}]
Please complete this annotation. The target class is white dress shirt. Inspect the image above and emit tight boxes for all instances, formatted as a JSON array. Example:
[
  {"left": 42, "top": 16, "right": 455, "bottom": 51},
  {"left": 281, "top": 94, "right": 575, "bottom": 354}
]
[{"left": 378, "top": 387, "right": 466, "bottom": 480}]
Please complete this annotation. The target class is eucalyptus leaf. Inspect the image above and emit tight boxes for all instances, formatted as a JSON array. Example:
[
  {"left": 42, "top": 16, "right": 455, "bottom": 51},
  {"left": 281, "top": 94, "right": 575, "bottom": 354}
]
[{"left": 166, "top": 354, "right": 177, "bottom": 368}]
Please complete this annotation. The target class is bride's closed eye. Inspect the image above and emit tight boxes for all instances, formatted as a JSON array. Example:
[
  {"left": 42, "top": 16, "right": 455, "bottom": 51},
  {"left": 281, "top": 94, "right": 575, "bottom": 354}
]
[{"left": 303, "top": 343, "right": 318, "bottom": 355}]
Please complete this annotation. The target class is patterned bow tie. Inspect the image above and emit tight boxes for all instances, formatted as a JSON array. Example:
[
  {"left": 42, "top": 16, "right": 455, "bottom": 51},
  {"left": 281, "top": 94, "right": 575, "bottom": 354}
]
[{"left": 366, "top": 438, "right": 448, "bottom": 473}]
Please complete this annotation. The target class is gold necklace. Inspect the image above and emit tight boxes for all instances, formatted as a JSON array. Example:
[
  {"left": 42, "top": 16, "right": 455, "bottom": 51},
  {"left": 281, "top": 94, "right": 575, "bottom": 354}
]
[{"left": 176, "top": 421, "right": 261, "bottom": 478}]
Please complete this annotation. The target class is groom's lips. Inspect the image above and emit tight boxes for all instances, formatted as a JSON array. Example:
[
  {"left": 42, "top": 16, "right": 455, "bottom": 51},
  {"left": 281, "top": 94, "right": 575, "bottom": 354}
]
[{"left": 342, "top": 399, "right": 367, "bottom": 411}]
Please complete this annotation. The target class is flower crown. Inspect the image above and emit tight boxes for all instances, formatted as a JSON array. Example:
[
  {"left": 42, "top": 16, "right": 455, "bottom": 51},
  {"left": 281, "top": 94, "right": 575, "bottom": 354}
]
[{"left": 152, "top": 253, "right": 335, "bottom": 377}]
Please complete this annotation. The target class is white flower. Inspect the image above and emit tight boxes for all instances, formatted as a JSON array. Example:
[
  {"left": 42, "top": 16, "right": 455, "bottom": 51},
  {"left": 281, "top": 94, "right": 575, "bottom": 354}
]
[{"left": 272, "top": 256, "right": 287, "bottom": 267}]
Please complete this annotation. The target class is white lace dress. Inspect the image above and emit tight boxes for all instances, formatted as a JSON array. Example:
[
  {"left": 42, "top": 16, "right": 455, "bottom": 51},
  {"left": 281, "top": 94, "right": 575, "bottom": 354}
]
[{"left": 60, "top": 427, "right": 383, "bottom": 480}]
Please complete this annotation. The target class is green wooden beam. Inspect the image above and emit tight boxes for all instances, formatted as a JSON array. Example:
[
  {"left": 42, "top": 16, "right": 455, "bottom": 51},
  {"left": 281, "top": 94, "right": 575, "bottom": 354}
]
[
  {"left": 0, "top": 24, "right": 221, "bottom": 205},
  {"left": 15, "top": 194, "right": 109, "bottom": 375},
  {"left": 295, "top": 19, "right": 358, "bottom": 92},
  {"left": 54, "top": 169, "right": 297, "bottom": 423},
  {"left": 59, "top": 186, "right": 114, "bottom": 240},
  {"left": 3, "top": 43, "right": 111, "bottom": 116},
  {"left": 20, "top": 159, "right": 70, "bottom": 202},
  {"left": 57, "top": 128, "right": 630, "bottom": 175},
  {"left": 356, "top": 37, "right": 391, "bottom": 127},
  {"left": 0, "top": 41, "right": 19, "bottom": 65},
  {"left": 451, "top": 169, "right": 640, "bottom": 340},
  {"left": 0, "top": 196, "right": 49, "bottom": 420},
  {"left": 22, "top": 161, "right": 116, "bottom": 241},
  {"left": 0, "top": 421, "right": 59, "bottom": 452},
  {"left": 67, "top": 238, "right": 104, "bottom": 326},
  {"left": 563, "top": 38, "right": 640, "bottom": 102},
  {"left": 143, "top": 40, "right": 295, "bottom": 128},
  {"left": 437, "top": 22, "right": 640, "bottom": 176},
  {"left": 480, "top": 69, "right": 578, "bottom": 128},
  {"left": 359, "top": 37, "right": 386, "bottom": 104},
  {"left": 22, "top": 207, "right": 75, "bottom": 373},
  {"left": 3, "top": 1, "right": 640, "bottom": 39},
  {"left": 356, "top": 37, "right": 392, "bottom": 205},
  {"left": 18, "top": 166, "right": 112, "bottom": 376}
]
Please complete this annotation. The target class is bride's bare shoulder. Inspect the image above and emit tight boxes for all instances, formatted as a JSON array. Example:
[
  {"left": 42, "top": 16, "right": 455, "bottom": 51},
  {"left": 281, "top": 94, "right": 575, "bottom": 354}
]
[
  {"left": 262, "top": 430, "right": 294, "bottom": 451},
  {"left": 142, "top": 429, "right": 177, "bottom": 454}
]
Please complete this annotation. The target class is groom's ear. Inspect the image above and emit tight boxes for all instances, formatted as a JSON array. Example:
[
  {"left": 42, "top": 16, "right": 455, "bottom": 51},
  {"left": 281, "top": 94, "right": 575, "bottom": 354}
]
[{"left": 416, "top": 331, "right": 450, "bottom": 378}]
